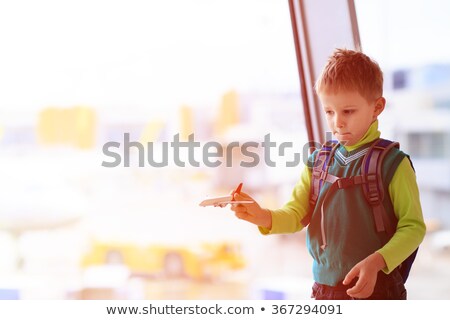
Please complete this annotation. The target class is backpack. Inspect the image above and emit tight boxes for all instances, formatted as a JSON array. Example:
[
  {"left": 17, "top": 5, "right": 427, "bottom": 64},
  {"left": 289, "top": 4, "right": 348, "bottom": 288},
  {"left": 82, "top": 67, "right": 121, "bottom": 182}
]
[{"left": 302, "top": 138, "right": 418, "bottom": 283}]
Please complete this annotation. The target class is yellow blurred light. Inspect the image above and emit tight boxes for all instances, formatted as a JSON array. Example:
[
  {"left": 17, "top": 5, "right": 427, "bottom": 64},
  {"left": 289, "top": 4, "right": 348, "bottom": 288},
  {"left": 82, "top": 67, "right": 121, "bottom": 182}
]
[
  {"left": 73, "top": 106, "right": 96, "bottom": 149},
  {"left": 140, "top": 120, "right": 165, "bottom": 144},
  {"left": 215, "top": 90, "right": 240, "bottom": 137},
  {"left": 37, "top": 106, "right": 97, "bottom": 149},
  {"left": 179, "top": 105, "right": 194, "bottom": 141}
]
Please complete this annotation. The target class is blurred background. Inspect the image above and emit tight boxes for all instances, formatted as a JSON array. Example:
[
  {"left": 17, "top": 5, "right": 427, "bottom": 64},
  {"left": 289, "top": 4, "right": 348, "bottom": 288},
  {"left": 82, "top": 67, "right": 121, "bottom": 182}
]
[{"left": 0, "top": 0, "right": 449, "bottom": 300}]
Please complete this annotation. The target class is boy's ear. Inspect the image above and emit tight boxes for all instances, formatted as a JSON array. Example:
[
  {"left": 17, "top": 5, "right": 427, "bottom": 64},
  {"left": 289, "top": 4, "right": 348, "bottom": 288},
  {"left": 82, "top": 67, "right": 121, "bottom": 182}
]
[{"left": 373, "top": 97, "right": 386, "bottom": 117}]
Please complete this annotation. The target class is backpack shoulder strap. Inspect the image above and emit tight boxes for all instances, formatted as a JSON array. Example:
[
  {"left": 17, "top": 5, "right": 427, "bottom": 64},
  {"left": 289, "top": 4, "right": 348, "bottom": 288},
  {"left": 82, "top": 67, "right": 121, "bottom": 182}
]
[
  {"left": 362, "top": 139, "right": 419, "bottom": 283},
  {"left": 302, "top": 140, "right": 339, "bottom": 227},
  {"left": 361, "top": 138, "right": 400, "bottom": 235}
]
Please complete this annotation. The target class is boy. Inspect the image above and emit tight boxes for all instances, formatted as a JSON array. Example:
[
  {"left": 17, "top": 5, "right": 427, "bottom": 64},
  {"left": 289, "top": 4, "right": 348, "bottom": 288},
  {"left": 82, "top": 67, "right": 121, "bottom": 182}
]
[{"left": 230, "top": 48, "right": 426, "bottom": 300}]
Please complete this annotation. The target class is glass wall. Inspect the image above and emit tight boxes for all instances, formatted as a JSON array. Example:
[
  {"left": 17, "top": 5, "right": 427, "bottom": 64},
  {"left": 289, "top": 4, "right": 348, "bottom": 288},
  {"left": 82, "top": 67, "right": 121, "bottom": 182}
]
[{"left": 0, "top": 0, "right": 307, "bottom": 299}]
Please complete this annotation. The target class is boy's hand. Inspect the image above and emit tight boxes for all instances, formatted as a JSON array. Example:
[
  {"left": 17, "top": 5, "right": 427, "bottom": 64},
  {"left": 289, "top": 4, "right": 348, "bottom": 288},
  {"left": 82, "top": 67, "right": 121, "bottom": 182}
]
[
  {"left": 230, "top": 192, "right": 272, "bottom": 230},
  {"left": 342, "top": 252, "right": 386, "bottom": 299}
]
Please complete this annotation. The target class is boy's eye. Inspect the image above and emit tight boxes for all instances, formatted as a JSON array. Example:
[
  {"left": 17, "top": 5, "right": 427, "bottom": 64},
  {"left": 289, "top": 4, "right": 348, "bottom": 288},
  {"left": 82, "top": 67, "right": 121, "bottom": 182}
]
[
  {"left": 344, "top": 110, "right": 355, "bottom": 115},
  {"left": 325, "top": 110, "right": 334, "bottom": 115}
]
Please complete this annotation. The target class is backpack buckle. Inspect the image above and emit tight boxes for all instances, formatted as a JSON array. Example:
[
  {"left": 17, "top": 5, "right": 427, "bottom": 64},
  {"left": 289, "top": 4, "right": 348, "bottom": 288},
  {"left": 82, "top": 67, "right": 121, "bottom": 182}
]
[{"left": 337, "top": 177, "right": 353, "bottom": 189}]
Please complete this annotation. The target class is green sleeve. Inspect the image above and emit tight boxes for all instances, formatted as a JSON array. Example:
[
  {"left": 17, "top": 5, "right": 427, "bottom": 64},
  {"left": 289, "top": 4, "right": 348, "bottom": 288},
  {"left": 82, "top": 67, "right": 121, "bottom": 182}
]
[
  {"left": 259, "top": 164, "right": 311, "bottom": 235},
  {"left": 376, "top": 157, "right": 426, "bottom": 273}
]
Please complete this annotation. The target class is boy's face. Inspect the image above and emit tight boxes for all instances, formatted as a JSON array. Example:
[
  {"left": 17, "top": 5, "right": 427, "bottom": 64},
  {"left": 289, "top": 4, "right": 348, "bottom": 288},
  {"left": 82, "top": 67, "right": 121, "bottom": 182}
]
[{"left": 318, "top": 90, "right": 385, "bottom": 146}]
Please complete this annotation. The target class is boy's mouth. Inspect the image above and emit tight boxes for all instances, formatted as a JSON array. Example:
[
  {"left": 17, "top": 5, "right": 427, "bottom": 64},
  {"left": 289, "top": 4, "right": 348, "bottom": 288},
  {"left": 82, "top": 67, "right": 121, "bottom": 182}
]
[{"left": 335, "top": 132, "right": 351, "bottom": 137}]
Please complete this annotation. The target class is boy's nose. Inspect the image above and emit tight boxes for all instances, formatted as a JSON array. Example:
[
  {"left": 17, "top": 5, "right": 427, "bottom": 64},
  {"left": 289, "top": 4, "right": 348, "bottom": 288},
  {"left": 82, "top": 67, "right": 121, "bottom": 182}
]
[{"left": 335, "top": 116, "right": 345, "bottom": 128}]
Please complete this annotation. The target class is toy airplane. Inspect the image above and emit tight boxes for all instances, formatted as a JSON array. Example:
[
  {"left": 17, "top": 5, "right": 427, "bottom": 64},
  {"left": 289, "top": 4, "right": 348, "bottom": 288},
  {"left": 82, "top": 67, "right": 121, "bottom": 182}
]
[{"left": 199, "top": 183, "right": 254, "bottom": 208}]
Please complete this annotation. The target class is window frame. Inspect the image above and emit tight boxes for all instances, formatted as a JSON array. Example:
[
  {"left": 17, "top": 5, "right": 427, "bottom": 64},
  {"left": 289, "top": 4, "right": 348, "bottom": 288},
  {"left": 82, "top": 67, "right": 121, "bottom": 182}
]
[{"left": 288, "top": 0, "right": 361, "bottom": 146}]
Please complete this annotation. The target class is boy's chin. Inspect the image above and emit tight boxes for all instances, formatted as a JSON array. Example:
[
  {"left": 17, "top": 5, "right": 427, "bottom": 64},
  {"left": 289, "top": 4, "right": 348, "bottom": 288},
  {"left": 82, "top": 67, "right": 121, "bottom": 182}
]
[
  {"left": 334, "top": 136, "right": 352, "bottom": 146},
  {"left": 333, "top": 132, "right": 352, "bottom": 144},
  {"left": 338, "top": 139, "right": 351, "bottom": 146}
]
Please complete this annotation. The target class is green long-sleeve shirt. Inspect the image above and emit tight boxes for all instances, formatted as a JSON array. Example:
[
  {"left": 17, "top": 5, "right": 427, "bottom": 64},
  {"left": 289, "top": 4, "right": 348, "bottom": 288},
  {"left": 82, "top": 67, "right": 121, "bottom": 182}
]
[{"left": 260, "top": 120, "right": 426, "bottom": 274}]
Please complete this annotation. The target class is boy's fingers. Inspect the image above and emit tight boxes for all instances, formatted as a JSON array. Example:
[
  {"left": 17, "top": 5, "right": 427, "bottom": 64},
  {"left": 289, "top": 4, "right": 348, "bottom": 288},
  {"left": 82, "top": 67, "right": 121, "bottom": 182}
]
[
  {"left": 235, "top": 211, "right": 251, "bottom": 221},
  {"left": 346, "top": 272, "right": 373, "bottom": 297},
  {"left": 230, "top": 203, "right": 246, "bottom": 211},
  {"left": 233, "top": 203, "right": 251, "bottom": 212},
  {"left": 348, "top": 278, "right": 375, "bottom": 298},
  {"left": 234, "top": 193, "right": 254, "bottom": 202},
  {"left": 346, "top": 279, "right": 366, "bottom": 295},
  {"left": 342, "top": 266, "right": 358, "bottom": 285},
  {"left": 233, "top": 206, "right": 248, "bottom": 214},
  {"left": 235, "top": 211, "right": 258, "bottom": 225}
]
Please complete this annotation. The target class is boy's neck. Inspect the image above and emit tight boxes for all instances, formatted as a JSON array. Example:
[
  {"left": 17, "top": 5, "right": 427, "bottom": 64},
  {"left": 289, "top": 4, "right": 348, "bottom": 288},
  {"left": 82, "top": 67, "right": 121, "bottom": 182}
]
[{"left": 343, "top": 120, "right": 380, "bottom": 152}]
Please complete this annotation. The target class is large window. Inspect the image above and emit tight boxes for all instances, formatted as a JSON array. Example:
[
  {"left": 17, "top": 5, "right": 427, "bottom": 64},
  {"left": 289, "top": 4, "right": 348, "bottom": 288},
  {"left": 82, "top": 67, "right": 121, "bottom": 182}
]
[
  {"left": 2, "top": 0, "right": 446, "bottom": 301},
  {"left": 0, "top": 0, "right": 306, "bottom": 299}
]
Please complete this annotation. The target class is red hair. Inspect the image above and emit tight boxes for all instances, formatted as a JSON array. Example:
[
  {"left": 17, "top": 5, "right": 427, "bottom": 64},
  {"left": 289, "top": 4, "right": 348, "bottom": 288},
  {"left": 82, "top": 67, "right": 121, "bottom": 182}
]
[{"left": 315, "top": 48, "right": 383, "bottom": 102}]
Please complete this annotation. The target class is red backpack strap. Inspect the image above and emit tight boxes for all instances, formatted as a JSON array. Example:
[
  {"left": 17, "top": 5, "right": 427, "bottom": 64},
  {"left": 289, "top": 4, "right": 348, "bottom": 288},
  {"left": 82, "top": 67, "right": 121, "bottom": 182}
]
[
  {"left": 302, "top": 141, "right": 339, "bottom": 226},
  {"left": 361, "top": 138, "right": 400, "bottom": 235},
  {"left": 361, "top": 139, "right": 419, "bottom": 284}
]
